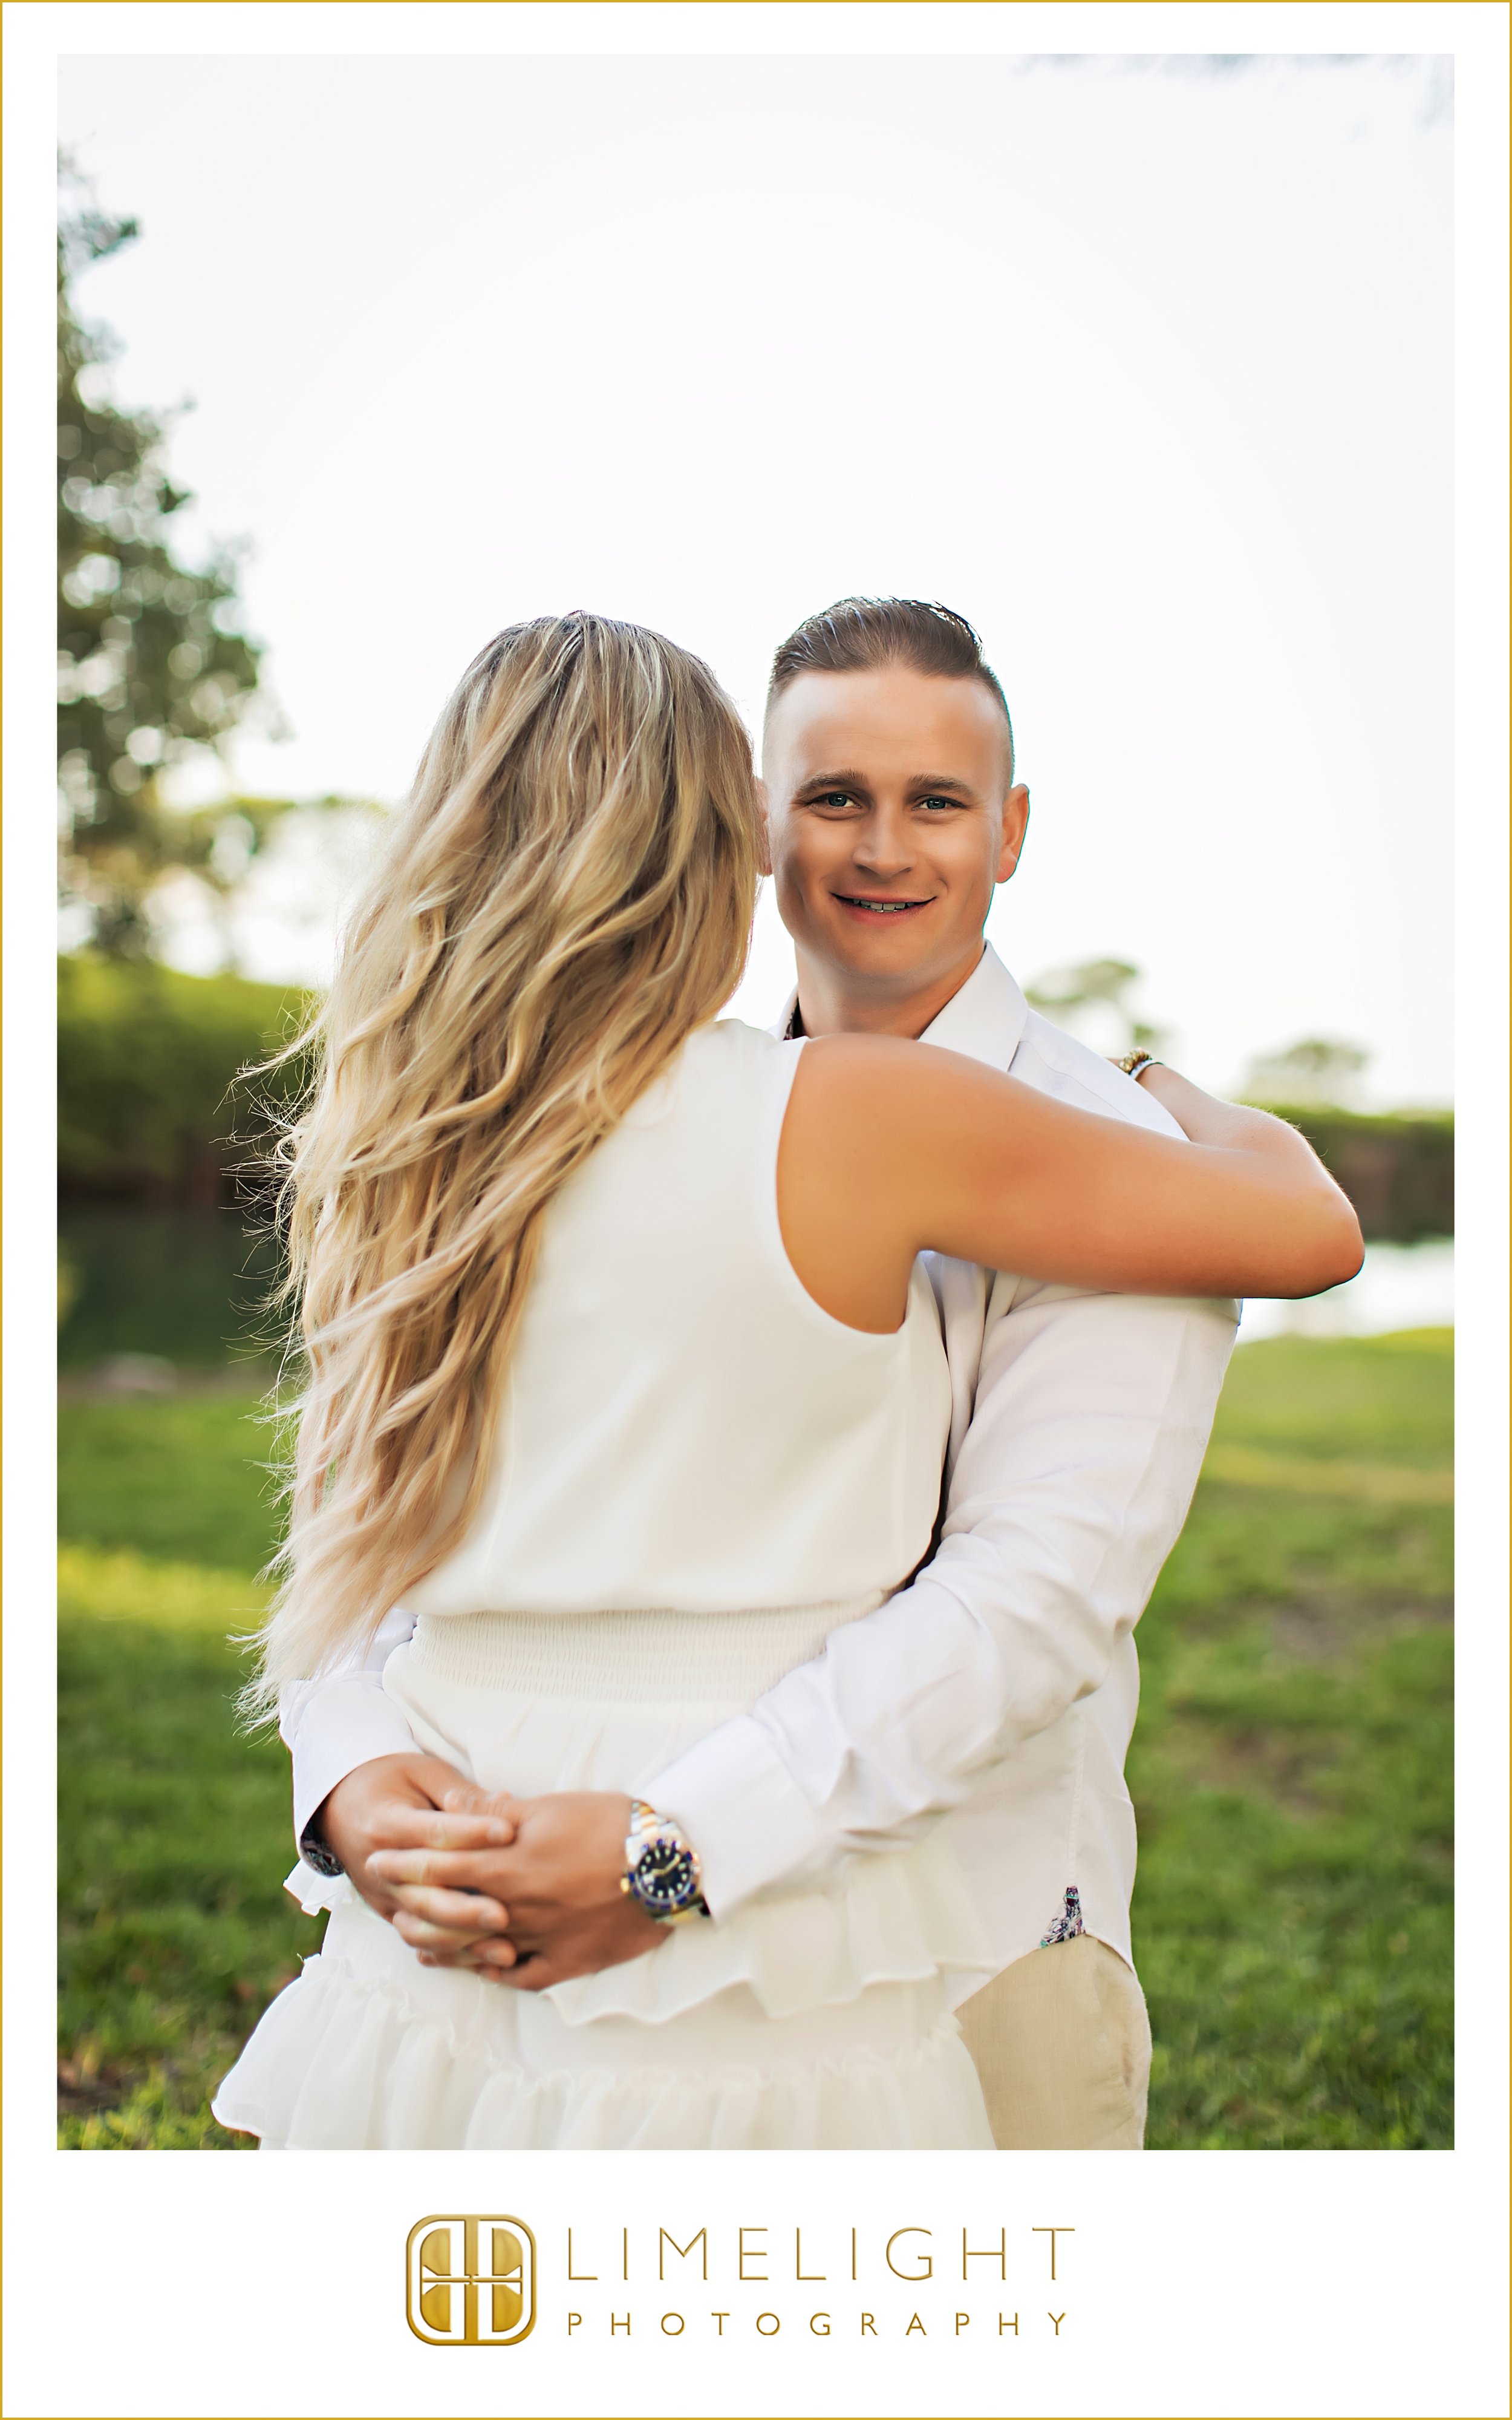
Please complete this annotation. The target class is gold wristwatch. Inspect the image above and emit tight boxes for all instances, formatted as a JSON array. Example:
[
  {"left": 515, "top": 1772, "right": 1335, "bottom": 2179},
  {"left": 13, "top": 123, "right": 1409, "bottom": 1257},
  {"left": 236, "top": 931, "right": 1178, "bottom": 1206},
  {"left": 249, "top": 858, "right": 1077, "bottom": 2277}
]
[{"left": 619, "top": 1799, "right": 711, "bottom": 1924}]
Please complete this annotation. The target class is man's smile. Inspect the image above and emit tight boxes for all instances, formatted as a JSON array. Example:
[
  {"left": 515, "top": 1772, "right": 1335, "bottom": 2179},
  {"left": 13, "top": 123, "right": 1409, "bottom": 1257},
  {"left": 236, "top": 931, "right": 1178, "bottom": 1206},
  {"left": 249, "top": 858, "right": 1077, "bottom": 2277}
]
[
  {"left": 832, "top": 892, "right": 936, "bottom": 917},
  {"left": 764, "top": 661, "right": 1028, "bottom": 1027}
]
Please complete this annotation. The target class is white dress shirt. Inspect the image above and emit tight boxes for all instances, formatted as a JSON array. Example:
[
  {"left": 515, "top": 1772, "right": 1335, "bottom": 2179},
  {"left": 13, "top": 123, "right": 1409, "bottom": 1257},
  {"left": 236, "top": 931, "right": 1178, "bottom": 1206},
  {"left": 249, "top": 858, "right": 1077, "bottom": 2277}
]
[{"left": 282, "top": 946, "right": 1236, "bottom": 1983}]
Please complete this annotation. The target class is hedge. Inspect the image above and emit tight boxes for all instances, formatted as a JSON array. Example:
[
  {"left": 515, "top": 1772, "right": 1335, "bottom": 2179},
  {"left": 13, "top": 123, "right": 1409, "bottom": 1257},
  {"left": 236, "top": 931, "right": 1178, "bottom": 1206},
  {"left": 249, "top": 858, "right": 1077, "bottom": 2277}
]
[
  {"left": 1251, "top": 1106, "right": 1453, "bottom": 1244},
  {"left": 56, "top": 960, "right": 1455, "bottom": 1238},
  {"left": 57, "top": 957, "right": 311, "bottom": 1206}
]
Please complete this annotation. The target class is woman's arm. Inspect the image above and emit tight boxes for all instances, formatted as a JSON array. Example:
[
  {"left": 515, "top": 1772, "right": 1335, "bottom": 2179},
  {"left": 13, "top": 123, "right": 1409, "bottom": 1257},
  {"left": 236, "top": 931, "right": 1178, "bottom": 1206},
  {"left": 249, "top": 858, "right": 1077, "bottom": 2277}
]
[
  {"left": 1133, "top": 1061, "right": 1324, "bottom": 1161},
  {"left": 366, "top": 1050, "right": 1361, "bottom": 1985},
  {"left": 778, "top": 1037, "right": 1363, "bottom": 1332}
]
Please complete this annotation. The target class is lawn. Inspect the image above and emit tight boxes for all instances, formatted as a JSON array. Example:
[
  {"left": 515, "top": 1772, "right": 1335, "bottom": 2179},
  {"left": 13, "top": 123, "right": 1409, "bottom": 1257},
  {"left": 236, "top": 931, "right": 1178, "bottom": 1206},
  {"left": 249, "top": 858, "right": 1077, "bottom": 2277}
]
[
  {"left": 1131, "top": 1330, "right": 1452, "bottom": 2148},
  {"left": 57, "top": 1328, "right": 1452, "bottom": 2150}
]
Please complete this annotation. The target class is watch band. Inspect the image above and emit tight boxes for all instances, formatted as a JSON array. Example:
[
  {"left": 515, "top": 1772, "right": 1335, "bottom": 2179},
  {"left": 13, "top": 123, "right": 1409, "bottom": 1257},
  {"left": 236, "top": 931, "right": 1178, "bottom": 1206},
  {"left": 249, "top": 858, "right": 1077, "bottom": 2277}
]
[
  {"left": 299, "top": 1816, "right": 345, "bottom": 1879},
  {"left": 621, "top": 1797, "right": 710, "bottom": 1923},
  {"left": 1112, "top": 1048, "right": 1161, "bottom": 1082}
]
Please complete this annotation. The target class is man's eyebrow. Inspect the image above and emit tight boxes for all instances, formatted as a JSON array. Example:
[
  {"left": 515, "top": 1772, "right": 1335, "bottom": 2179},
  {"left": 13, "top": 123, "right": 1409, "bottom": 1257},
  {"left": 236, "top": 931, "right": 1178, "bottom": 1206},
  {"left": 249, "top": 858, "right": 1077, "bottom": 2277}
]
[
  {"left": 793, "top": 767, "right": 874, "bottom": 793},
  {"left": 905, "top": 773, "right": 981, "bottom": 799},
  {"left": 793, "top": 768, "right": 983, "bottom": 799}
]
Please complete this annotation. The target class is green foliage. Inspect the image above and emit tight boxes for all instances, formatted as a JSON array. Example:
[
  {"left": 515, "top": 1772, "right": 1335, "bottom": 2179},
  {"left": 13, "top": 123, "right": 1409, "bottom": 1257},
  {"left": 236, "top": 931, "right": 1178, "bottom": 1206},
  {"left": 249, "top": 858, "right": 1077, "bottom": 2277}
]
[
  {"left": 56, "top": 959, "right": 1456, "bottom": 1241},
  {"left": 1025, "top": 957, "right": 1167, "bottom": 1055},
  {"left": 1023, "top": 956, "right": 1453, "bottom": 1239},
  {"left": 58, "top": 1208, "right": 282, "bottom": 1368},
  {"left": 1246, "top": 1107, "right": 1453, "bottom": 1243},
  {"left": 1026, "top": 956, "right": 1140, "bottom": 1011},
  {"left": 57, "top": 954, "right": 309, "bottom": 1203},
  {"left": 57, "top": 160, "right": 278, "bottom": 957},
  {"left": 56, "top": 1328, "right": 1451, "bottom": 2149},
  {"left": 1245, "top": 1035, "right": 1370, "bottom": 1108}
]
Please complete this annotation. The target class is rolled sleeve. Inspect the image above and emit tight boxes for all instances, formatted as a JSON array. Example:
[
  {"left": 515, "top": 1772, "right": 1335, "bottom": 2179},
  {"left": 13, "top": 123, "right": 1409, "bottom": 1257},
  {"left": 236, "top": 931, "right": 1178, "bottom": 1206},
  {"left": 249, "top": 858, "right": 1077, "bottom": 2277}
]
[
  {"left": 287, "top": 1675, "right": 426, "bottom": 1849},
  {"left": 642, "top": 1717, "right": 836, "bottom": 1917},
  {"left": 279, "top": 1603, "right": 421, "bottom": 1876}
]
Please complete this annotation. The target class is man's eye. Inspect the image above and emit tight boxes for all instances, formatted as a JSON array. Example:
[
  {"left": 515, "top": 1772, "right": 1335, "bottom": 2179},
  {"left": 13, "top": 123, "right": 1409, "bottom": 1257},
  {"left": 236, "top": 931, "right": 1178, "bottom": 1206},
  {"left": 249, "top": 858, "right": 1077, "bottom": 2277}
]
[
  {"left": 812, "top": 792, "right": 857, "bottom": 812},
  {"left": 918, "top": 796, "right": 963, "bottom": 814}
]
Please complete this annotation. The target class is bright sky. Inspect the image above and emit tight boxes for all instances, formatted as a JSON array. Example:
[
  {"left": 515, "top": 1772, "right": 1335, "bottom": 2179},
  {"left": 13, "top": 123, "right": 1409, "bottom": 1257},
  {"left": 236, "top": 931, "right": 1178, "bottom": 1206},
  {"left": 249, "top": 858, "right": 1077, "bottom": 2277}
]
[{"left": 59, "top": 48, "right": 1453, "bottom": 1100}]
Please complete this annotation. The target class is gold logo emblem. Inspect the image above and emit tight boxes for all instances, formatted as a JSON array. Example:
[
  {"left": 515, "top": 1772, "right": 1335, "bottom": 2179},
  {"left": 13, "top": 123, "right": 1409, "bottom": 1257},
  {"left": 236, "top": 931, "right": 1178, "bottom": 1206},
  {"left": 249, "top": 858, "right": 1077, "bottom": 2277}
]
[{"left": 406, "top": 2215, "right": 536, "bottom": 2347}]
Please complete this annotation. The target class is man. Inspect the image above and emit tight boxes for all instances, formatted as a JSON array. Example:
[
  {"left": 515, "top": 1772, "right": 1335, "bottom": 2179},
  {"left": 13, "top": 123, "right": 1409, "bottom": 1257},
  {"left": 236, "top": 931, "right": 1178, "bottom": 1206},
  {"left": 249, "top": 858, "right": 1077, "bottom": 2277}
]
[{"left": 287, "top": 597, "right": 1236, "bottom": 2150}]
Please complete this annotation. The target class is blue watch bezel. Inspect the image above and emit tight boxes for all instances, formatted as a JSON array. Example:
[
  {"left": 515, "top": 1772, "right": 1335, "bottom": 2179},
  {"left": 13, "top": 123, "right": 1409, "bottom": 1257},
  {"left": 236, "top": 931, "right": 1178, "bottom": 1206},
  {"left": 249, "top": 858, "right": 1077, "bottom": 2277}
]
[{"left": 626, "top": 1836, "right": 702, "bottom": 1915}]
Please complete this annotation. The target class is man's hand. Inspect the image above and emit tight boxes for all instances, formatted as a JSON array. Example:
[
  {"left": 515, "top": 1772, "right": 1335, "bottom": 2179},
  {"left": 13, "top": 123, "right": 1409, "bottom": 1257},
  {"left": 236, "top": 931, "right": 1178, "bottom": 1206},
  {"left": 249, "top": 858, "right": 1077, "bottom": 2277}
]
[
  {"left": 316, "top": 1754, "right": 520, "bottom": 1959},
  {"left": 369, "top": 1789, "right": 665, "bottom": 1988}
]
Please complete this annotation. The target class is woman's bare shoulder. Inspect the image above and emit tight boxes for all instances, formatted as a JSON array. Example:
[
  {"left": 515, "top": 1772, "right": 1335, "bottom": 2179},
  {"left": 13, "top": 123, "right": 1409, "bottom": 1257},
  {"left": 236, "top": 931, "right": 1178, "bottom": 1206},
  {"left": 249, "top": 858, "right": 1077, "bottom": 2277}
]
[{"left": 790, "top": 1030, "right": 1015, "bottom": 1133}]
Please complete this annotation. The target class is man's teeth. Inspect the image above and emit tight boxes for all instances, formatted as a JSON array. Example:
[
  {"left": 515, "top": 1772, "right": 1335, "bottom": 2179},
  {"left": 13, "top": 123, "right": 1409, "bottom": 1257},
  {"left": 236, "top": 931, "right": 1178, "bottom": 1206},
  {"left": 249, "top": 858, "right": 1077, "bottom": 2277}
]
[{"left": 846, "top": 898, "right": 918, "bottom": 912}]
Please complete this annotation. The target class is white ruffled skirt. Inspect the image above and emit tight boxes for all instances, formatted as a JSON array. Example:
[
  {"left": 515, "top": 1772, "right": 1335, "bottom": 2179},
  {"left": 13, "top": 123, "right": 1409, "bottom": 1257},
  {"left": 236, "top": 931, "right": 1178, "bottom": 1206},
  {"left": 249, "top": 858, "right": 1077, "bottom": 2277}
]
[{"left": 213, "top": 1602, "right": 998, "bottom": 2151}]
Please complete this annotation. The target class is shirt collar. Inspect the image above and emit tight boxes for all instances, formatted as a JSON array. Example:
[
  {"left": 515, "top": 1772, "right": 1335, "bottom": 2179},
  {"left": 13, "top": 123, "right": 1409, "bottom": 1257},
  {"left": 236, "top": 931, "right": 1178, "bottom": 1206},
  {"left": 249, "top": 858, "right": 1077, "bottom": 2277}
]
[
  {"left": 774, "top": 942, "right": 1029, "bottom": 1071},
  {"left": 916, "top": 941, "right": 1028, "bottom": 1071}
]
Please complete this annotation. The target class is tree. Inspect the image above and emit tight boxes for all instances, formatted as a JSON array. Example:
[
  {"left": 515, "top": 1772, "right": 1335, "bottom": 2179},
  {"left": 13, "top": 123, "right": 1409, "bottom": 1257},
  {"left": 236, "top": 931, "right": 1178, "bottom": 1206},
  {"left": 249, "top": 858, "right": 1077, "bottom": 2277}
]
[
  {"left": 1243, "top": 1038, "right": 1371, "bottom": 1110},
  {"left": 1023, "top": 958, "right": 1168, "bottom": 1056},
  {"left": 57, "top": 159, "right": 283, "bottom": 956}
]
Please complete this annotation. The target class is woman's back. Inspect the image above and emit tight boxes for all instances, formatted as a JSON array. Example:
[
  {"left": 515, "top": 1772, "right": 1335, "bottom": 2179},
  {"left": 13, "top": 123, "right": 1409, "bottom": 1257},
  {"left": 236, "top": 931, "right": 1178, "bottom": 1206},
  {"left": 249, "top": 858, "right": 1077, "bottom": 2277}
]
[
  {"left": 406, "top": 1019, "right": 951, "bottom": 1623},
  {"left": 226, "top": 1013, "right": 991, "bottom": 2154}
]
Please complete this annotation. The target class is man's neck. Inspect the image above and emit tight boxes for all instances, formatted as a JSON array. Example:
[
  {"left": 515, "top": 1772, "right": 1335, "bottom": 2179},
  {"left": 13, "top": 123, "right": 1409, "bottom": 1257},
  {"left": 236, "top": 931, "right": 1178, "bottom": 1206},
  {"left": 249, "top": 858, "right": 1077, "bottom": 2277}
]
[{"left": 792, "top": 942, "right": 986, "bottom": 1041}]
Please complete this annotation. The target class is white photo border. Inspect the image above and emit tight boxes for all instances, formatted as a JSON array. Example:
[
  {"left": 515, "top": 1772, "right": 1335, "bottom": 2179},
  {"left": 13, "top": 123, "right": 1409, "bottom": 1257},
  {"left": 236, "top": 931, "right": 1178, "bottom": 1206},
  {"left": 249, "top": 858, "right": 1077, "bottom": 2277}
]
[{"left": 8, "top": 7, "right": 1506, "bottom": 2418}]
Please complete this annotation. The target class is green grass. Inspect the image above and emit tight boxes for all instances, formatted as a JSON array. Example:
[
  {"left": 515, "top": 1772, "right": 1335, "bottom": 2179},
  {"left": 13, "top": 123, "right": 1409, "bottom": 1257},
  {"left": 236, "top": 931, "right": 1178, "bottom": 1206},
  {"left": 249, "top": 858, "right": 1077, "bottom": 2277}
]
[
  {"left": 57, "top": 1544, "right": 310, "bottom": 2147},
  {"left": 57, "top": 1388, "right": 302, "bottom": 2151},
  {"left": 57, "top": 1329, "right": 1452, "bottom": 2148},
  {"left": 1131, "top": 1330, "right": 1453, "bottom": 2148},
  {"left": 57, "top": 1391, "right": 284, "bottom": 1574}
]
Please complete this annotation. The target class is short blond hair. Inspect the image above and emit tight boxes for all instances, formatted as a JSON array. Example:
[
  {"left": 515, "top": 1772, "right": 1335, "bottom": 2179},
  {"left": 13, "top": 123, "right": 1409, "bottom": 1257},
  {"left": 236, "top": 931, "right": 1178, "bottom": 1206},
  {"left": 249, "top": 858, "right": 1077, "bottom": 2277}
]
[{"left": 767, "top": 595, "right": 1014, "bottom": 779}]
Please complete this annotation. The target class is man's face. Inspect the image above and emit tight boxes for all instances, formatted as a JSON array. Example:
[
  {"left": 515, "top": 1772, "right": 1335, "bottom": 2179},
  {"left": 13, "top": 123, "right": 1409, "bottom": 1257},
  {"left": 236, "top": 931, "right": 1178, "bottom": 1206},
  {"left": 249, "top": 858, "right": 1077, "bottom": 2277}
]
[{"left": 761, "top": 664, "right": 1029, "bottom": 1019}]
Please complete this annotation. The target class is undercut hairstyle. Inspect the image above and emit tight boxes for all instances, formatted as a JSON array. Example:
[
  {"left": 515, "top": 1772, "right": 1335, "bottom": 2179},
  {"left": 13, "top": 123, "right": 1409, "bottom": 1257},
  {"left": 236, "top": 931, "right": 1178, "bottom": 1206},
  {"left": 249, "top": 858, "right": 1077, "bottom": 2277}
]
[{"left": 766, "top": 597, "right": 1014, "bottom": 781}]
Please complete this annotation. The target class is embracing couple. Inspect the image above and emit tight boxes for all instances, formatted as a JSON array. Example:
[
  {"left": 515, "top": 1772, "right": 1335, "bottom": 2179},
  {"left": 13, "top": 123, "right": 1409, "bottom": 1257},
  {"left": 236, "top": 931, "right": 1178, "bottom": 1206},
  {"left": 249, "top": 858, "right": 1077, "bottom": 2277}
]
[{"left": 215, "top": 597, "right": 1360, "bottom": 2151}]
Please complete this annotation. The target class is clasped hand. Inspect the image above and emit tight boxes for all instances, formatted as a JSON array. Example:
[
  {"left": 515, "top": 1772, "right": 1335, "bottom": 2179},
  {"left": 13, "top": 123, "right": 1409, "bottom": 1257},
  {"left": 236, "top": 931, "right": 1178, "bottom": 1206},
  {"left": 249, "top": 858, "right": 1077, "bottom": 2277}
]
[{"left": 317, "top": 1754, "right": 663, "bottom": 1987}]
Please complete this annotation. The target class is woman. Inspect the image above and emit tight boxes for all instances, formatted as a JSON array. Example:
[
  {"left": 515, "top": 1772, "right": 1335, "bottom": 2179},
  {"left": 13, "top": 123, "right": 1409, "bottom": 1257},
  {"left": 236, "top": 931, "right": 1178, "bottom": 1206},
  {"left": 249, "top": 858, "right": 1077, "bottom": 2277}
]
[{"left": 214, "top": 613, "right": 1360, "bottom": 2150}]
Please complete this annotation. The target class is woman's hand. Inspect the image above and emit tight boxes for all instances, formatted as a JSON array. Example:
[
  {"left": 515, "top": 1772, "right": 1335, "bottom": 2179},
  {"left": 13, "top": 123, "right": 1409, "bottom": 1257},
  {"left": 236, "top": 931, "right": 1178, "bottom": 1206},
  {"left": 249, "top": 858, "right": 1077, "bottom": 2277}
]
[
  {"left": 1132, "top": 1061, "right": 1294, "bottom": 1148},
  {"left": 317, "top": 1753, "right": 518, "bottom": 1956},
  {"left": 368, "top": 1788, "right": 665, "bottom": 1987}
]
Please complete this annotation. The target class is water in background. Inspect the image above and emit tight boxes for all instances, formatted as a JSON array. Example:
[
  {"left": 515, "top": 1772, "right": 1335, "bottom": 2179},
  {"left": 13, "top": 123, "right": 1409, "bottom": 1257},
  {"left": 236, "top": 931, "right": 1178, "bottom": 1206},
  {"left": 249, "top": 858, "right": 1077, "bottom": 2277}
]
[
  {"left": 62, "top": 1212, "right": 1455, "bottom": 1373},
  {"left": 1239, "top": 1238, "right": 1453, "bottom": 1343},
  {"left": 57, "top": 1209, "right": 282, "bottom": 1371}
]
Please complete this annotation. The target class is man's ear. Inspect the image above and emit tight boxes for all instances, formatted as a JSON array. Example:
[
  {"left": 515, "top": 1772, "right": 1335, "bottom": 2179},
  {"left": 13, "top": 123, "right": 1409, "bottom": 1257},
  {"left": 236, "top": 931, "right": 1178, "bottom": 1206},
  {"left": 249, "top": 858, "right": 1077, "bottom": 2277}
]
[
  {"left": 996, "top": 784, "right": 1030, "bottom": 883},
  {"left": 756, "top": 777, "right": 773, "bottom": 877}
]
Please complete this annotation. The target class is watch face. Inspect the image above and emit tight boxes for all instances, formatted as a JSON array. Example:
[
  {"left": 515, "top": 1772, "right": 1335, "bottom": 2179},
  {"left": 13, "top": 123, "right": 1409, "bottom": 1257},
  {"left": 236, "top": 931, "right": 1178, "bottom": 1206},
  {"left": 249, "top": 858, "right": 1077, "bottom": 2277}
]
[{"left": 631, "top": 1840, "right": 698, "bottom": 1911}]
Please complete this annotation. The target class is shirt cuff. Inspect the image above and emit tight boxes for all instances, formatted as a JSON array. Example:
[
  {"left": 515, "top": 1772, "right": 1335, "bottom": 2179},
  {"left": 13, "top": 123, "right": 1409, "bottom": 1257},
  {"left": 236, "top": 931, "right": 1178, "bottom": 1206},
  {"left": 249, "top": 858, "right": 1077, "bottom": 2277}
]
[
  {"left": 289, "top": 1675, "right": 424, "bottom": 1857},
  {"left": 642, "top": 1716, "right": 833, "bottom": 1917}
]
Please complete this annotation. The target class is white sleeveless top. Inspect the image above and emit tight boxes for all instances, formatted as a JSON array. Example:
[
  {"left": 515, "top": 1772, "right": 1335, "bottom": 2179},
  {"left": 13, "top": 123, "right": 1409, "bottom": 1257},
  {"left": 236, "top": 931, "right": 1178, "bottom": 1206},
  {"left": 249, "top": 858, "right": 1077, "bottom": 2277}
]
[
  {"left": 404, "top": 1019, "right": 952, "bottom": 1624},
  {"left": 272, "top": 1021, "right": 994, "bottom": 2053}
]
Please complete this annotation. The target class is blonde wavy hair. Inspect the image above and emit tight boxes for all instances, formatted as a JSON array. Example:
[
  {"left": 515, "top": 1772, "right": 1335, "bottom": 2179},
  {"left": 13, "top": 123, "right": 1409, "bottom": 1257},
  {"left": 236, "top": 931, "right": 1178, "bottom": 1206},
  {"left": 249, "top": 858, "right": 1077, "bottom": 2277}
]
[{"left": 249, "top": 613, "right": 761, "bottom": 1708}]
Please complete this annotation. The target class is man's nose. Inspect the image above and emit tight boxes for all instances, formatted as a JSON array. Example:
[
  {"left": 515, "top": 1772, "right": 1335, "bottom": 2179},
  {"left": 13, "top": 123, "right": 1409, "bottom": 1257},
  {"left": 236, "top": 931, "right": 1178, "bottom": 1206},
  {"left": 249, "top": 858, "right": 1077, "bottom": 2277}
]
[{"left": 853, "top": 809, "right": 914, "bottom": 878}]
